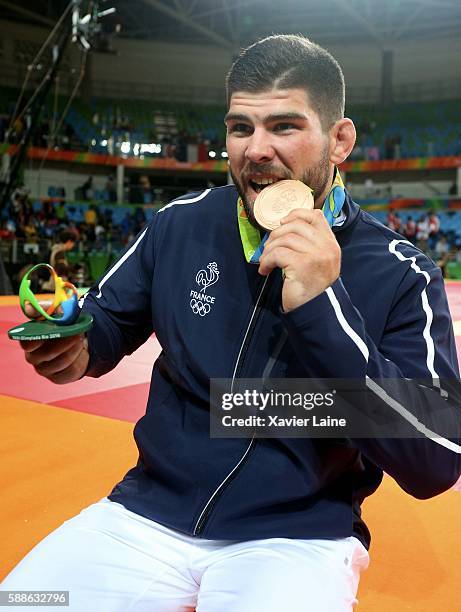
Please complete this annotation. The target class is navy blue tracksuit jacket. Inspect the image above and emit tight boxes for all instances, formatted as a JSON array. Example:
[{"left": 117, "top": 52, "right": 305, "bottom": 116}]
[{"left": 81, "top": 185, "right": 461, "bottom": 549}]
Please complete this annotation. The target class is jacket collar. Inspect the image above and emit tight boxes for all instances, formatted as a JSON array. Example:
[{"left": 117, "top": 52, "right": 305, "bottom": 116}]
[{"left": 332, "top": 191, "right": 361, "bottom": 234}]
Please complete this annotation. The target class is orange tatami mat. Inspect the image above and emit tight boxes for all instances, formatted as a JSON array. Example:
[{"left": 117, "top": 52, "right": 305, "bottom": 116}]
[
  {"left": 0, "top": 395, "right": 137, "bottom": 579},
  {"left": 359, "top": 477, "right": 461, "bottom": 609},
  {"left": 1, "top": 399, "right": 461, "bottom": 610}
]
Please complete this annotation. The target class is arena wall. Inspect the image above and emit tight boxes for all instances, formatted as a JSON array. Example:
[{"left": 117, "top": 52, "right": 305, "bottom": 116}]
[
  {"left": 20, "top": 165, "right": 455, "bottom": 202},
  {"left": 1, "top": 19, "right": 460, "bottom": 104},
  {"left": 23, "top": 168, "right": 109, "bottom": 200}
]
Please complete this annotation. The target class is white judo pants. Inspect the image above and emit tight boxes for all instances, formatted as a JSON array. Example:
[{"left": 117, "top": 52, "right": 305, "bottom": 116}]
[{"left": 1, "top": 497, "right": 369, "bottom": 611}]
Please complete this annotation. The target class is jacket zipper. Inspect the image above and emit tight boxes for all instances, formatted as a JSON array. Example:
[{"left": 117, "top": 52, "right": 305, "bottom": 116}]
[{"left": 193, "top": 274, "right": 271, "bottom": 536}]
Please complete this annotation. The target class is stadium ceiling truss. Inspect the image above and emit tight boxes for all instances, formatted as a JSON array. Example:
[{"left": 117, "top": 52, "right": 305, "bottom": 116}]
[{"left": 1, "top": 0, "right": 461, "bottom": 49}]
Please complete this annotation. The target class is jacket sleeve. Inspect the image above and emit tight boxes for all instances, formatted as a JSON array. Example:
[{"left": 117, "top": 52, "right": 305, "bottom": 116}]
[
  {"left": 79, "top": 218, "right": 157, "bottom": 378},
  {"left": 282, "top": 250, "right": 461, "bottom": 499}
]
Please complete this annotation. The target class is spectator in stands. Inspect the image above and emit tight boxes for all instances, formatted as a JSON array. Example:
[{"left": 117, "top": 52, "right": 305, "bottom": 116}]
[
  {"left": 133, "top": 206, "right": 146, "bottom": 233},
  {"left": 403, "top": 215, "right": 416, "bottom": 243},
  {"left": 428, "top": 210, "right": 441, "bottom": 249},
  {"left": 384, "top": 134, "right": 402, "bottom": 160},
  {"left": 49, "top": 230, "right": 76, "bottom": 270},
  {"left": 0, "top": 219, "right": 14, "bottom": 239},
  {"left": 416, "top": 213, "right": 430, "bottom": 251},
  {"left": 435, "top": 233, "right": 449, "bottom": 259},
  {"left": 81, "top": 176, "right": 93, "bottom": 200},
  {"left": 449, "top": 182, "right": 458, "bottom": 196},
  {"left": 386, "top": 210, "right": 394, "bottom": 230},
  {"left": 120, "top": 211, "right": 134, "bottom": 243},
  {"left": 139, "top": 175, "right": 152, "bottom": 205},
  {"left": 393, "top": 212, "right": 402, "bottom": 234},
  {"left": 41, "top": 200, "right": 56, "bottom": 222},
  {"left": 23, "top": 214, "right": 39, "bottom": 245},
  {"left": 41, "top": 218, "right": 58, "bottom": 240},
  {"left": 84, "top": 204, "right": 98, "bottom": 228},
  {"left": 14, "top": 211, "right": 26, "bottom": 239},
  {"left": 436, "top": 238, "right": 457, "bottom": 278},
  {"left": 4, "top": 218, "right": 16, "bottom": 235},
  {"left": 94, "top": 222, "right": 106, "bottom": 245},
  {"left": 106, "top": 175, "right": 117, "bottom": 203},
  {"left": 384, "top": 135, "right": 394, "bottom": 160},
  {"left": 386, "top": 210, "right": 399, "bottom": 231},
  {"left": 55, "top": 201, "right": 68, "bottom": 224},
  {"left": 9, "top": 187, "right": 31, "bottom": 222},
  {"left": 175, "top": 130, "right": 188, "bottom": 162},
  {"left": 9, "top": 191, "right": 22, "bottom": 217},
  {"left": 105, "top": 220, "right": 119, "bottom": 243}
]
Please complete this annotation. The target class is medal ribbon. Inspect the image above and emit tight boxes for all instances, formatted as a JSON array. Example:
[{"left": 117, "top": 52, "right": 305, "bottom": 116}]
[{"left": 238, "top": 169, "right": 346, "bottom": 264}]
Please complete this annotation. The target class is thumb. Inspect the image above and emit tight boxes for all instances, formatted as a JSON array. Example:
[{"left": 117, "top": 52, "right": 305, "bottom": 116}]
[{"left": 23, "top": 300, "right": 61, "bottom": 319}]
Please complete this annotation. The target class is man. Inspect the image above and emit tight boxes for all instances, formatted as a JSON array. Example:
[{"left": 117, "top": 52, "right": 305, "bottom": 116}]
[
  {"left": 80, "top": 175, "right": 93, "bottom": 201},
  {"left": 416, "top": 213, "right": 430, "bottom": 251},
  {"left": 48, "top": 230, "right": 77, "bottom": 269},
  {"left": 403, "top": 214, "right": 416, "bottom": 243},
  {"left": 40, "top": 230, "right": 77, "bottom": 291},
  {"left": 428, "top": 210, "right": 441, "bottom": 250},
  {"left": 2, "top": 35, "right": 461, "bottom": 611}
]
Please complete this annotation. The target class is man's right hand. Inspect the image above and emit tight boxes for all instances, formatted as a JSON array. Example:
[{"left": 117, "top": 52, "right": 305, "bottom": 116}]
[{"left": 19, "top": 301, "right": 89, "bottom": 384}]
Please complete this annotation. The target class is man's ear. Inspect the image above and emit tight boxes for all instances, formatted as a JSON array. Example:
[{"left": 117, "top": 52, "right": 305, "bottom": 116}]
[{"left": 329, "top": 118, "right": 356, "bottom": 165}]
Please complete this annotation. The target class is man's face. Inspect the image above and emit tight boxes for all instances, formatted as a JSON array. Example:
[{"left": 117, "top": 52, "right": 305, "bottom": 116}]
[{"left": 225, "top": 88, "right": 332, "bottom": 227}]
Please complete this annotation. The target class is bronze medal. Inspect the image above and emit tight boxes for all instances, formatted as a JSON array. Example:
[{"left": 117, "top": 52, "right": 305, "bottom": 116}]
[{"left": 253, "top": 180, "right": 314, "bottom": 231}]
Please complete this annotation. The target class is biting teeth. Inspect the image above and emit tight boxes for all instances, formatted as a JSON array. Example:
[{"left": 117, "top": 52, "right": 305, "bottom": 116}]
[{"left": 255, "top": 178, "right": 277, "bottom": 186}]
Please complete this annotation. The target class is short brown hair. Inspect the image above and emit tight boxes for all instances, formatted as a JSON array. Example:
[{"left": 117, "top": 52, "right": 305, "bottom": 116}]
[{"left": 226, "top": 34, "right": 345, "bottom": 131}]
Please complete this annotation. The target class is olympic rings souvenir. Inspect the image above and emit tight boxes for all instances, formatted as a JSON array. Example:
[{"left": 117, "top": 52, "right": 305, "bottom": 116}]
[{"left": 19, "top": 263, "right": 80, "bottom": 326}]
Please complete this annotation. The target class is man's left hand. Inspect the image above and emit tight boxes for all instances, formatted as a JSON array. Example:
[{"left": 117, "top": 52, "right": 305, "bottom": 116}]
[{"left": 258, "top": 208, "right": 341, "bottom": 312}]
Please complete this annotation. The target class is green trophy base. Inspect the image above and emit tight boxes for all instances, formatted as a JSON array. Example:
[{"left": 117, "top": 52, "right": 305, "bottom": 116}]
[{"left": 8, "top": 313, "right": 93, "bottom": 341}]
